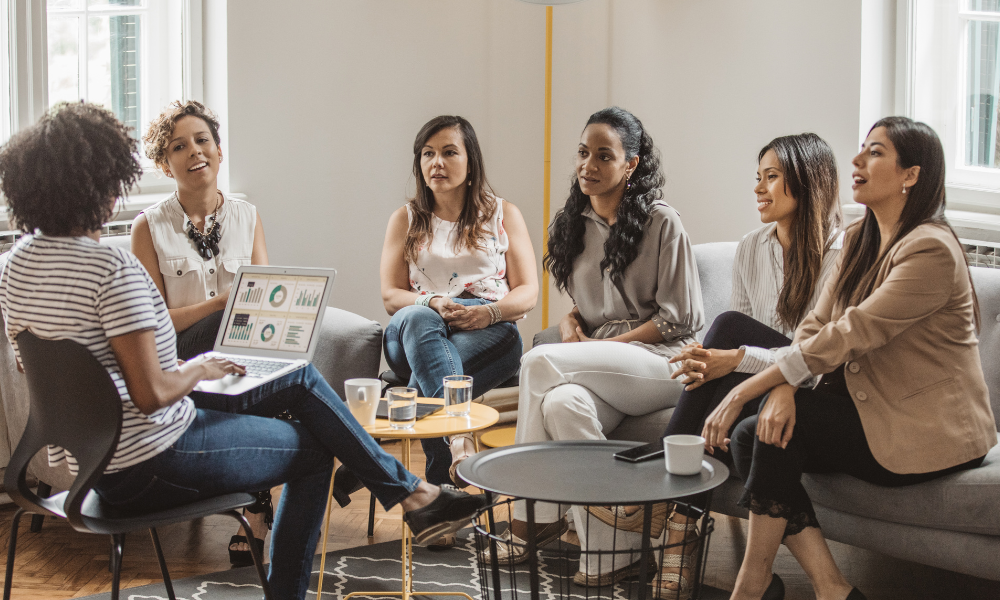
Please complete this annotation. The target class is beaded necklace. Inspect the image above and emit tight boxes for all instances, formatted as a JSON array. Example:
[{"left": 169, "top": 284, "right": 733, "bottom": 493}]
[{"left": 181, "top": 191, "right": 223, "bottom": 260}]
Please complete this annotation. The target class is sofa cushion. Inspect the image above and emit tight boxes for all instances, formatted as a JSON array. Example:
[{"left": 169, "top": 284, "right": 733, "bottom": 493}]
[
  {"left": 693, "top": 242, "right": 737, "bottom": 342},
  {"left": 803, "top": 433, "right": 1000, "bottom": 536}
]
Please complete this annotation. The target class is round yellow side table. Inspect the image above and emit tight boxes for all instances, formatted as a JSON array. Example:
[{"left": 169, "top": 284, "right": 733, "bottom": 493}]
[
  {"left": 315, "top": 398, "right": 499, "bottom": 600},
  {"left": 478, "top": 425, "right": 517, "bottom": 448}
]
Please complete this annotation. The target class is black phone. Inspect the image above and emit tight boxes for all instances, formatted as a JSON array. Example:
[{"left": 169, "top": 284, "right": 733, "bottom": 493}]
[{"left": 613, "top": 442, "right": 665, "bottom": 463}]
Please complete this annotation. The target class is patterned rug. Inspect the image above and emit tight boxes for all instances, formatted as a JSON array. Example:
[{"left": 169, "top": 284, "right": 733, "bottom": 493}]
[{"left": 77, "top": 529, "right": 727, "bottom": 600}]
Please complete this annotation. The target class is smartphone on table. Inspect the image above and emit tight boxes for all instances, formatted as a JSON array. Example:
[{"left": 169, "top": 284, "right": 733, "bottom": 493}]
[{"left": 613, "top": 442, "right": 664, "bottom": 463}]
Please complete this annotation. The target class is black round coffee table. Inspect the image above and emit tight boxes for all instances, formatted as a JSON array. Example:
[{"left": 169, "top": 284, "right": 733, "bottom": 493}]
[{"left": 459, "top": 440, "right": 729, "bottom": 600}]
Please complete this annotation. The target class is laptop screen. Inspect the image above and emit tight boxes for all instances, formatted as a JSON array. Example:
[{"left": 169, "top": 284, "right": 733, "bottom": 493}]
[{"left": 220, "top": 272, "right": 330, "bottom": 353}]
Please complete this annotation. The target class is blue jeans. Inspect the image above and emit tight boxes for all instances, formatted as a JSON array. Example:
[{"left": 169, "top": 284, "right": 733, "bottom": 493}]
[
  {"left": 95, "top": 409, "right": 332, "bottom": 600},
  {"left": 383, "top": 299, "right": 523, "bottom": 484}
]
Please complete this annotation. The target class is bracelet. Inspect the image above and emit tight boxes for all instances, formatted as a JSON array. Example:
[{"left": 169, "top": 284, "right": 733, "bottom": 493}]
[
  {"left": 414, "top": 294, "right": 439, "bottom": 308},
  {"left": 486, "top": 302, "right": 502, "bottom": 325}
]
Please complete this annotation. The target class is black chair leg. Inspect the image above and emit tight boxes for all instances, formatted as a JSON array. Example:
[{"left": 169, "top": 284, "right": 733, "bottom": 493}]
[
  {"left": 110, "top": 533, "right": 125, "bottom": 600},
  {"left": 29, "top": 482, "right": 51, "bottom": 532},
  {"left": 149, "top": 528, "right": 176, "bottom": 600},
  {"left": 367, "top": 493, "right": 376, "bottom": 538},
  {"left": 228, "top": 510, "right": 272, "bottom": 600},
  {"left": 3, "top": 508, "right": 25, "bottom": 600}
]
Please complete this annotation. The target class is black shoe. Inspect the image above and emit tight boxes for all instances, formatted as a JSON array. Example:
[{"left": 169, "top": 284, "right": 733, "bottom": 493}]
[
  {"left": 846, "top": 588, "right": 867, "bottom": 600},
  {"left": 402, "top": 484, "right": 488, "bottom": 546},
  {"left": 762, "top": 573, "right": 785, "bottom": 600},
  {"left": 331, "top": 465, "right": 365, "bottom": 508},
  {"left": 229, "top": 490, "right": 273, "bottom": 567}
]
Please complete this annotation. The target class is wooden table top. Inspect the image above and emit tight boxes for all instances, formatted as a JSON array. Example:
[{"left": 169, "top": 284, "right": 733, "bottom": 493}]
[{"left": 363, "top": 397, "right": 499, "bottom": 439}]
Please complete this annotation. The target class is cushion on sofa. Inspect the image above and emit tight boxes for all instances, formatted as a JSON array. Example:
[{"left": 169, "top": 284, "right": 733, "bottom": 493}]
[
  {"left": 693, "top": 242, "right": 737, "bottom": 342},
  {"left": 802, "top": 433, "right": 1000, "bottom": 536}
]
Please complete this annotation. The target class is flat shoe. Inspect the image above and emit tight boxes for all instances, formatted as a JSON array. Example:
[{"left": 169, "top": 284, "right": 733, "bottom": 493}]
[
  {"left": 574, "top": 555, "right": 657, "bottom": 587},
  {"left": 585, "top": 503, "right": 669, "bottom": 537},
  {"left": 484, "top": 518, "right": 569, "bottom": 565},
  {"left": 403, "top": 484, "right": 488, "bottom": 546},
  {"left": 427, "top": 532, "right": 457, "bottom": 551},
  {"left": 331, "top": 465, "right": 365, "bottom": 508}
]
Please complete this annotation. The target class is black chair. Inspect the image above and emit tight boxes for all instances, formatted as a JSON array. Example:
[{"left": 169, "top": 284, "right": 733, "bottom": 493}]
[{"left": 3, "top": 331, "right": 272, "bottom": 600}]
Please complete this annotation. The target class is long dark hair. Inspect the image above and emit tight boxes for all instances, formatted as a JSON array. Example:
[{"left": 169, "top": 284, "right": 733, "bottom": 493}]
[
  {"left": 403, "top": 116, "right": 496, "bottom": 264},
  {"left": 544, "top": 107, "right": 665, "bottom": 291},
  {"left": 759, "top": 133, "right": 842, "bottom": 330},
  {"left": 833, "top": 117, "right": 978, "bottom": 325}
]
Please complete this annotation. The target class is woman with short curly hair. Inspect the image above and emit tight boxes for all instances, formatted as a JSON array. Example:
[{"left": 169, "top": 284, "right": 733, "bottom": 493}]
[{"left": 497, "top": 107, "right": 704, "bottom": 582}]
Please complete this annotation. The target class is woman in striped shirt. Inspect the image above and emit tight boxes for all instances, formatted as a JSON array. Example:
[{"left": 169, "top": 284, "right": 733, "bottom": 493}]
[
  {"left": 0, "top": 102, "right": 485, "bottom": 600},
  {"left": 642, "top": 133, "right": 843, "bottom": 600}
]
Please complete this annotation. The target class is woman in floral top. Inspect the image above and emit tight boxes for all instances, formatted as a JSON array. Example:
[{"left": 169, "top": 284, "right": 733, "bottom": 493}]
[{"left": 379, "top": 115, "right": 537, "bottom": 504}]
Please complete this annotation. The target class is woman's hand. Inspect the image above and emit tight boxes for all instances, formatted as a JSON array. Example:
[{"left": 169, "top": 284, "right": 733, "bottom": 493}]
[
  {"left": 184, "top": 354, "right": 246, "bottom": 381},
  {"left": 669, "top": 344, "right": 744, "bottom": 390},
  {"left": 443, "top": 304, "right": 492, "bottom": 331},
  {"left": 575, "top": 327, "right": 596, "bottom": 342},
  {"left": 559, "top": 312, "right": 584, "bottom": 343},
  {"left": 756, "top": 384, "right": 797, "bottom": 448},
  {"left": 701, "top": 365, "right": 788, "bottom": 453}
]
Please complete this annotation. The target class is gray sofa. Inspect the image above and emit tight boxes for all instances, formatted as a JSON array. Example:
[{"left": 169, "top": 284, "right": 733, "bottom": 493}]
[
  {"left": 0, "top": 234, "right": 384, "bottom": 494},
  {"left": 535, "top": 241, "right": 1000, "bottom": 581}
]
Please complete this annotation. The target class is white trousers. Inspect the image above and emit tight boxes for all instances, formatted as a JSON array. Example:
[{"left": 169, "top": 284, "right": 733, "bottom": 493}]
[{"left": 511, "top": 341, "right": 686, "bottom": 574}]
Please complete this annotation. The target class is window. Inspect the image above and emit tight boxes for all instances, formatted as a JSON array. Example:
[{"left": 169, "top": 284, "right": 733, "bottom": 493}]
[
  {"left": 908, "top": 0, "right": 1000, "bottom": 195},
  {"left": 46, "top": 0, "right": 183, "bottom": 164}
]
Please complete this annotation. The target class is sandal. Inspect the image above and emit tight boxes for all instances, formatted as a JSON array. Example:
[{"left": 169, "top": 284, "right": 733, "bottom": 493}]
[
  {"left": 229, "top": 490, "right": 274, "bottom": 567},
  {"left": 651, "top": 512, "right": 700, "bottom": 600},
  {"left": 585, "top": 503, "right": 669, "bottom": 537},
  {"left": 483, "top": 518, "right": 568, "bottom": 565},
  {"left": 448, "top": 434, "right": 475, "bottom": 489},
  {"left": 573, "top": 555, "right": 657, "bottom": 588}
]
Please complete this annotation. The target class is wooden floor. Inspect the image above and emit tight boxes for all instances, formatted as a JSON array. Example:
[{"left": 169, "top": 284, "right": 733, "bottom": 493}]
[{"left": 0, "top": 436, "right": 997, "bottom": 599}]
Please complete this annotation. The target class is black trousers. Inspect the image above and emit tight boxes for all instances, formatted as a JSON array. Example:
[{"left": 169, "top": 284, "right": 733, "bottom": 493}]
[
  {"left": 661, "top": 311, "right": 791, "bottom": 516},
  {"left": 731, "top": 378, "right": 986, "bottom": 536},
  {"left": 175, "top": 310, "right": 226, "bottom": 361}
]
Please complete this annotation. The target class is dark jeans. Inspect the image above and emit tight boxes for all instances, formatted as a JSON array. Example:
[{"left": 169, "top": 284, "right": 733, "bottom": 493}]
[
  {"left": 731, "top": 378, "right": 986, "bottom": 537},
  {"left": 175, "top": 310, "right": 225, "bottom": 360},
  {"left": 95, "top": 409, "right": 333, "bottom": 600},
  {"left": 384, "top": 299, "right": 523, "bottom": 484},
  {"left": 662, "top": 311, "right": 791, "bottom": 516}
]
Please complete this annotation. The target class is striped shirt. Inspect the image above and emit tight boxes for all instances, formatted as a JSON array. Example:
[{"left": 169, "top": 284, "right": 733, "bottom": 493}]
[
  {"left": 0, "top": 235, "right": 195, "bottom": 474},
  {"left": 731, "top": 223, "right": 843, "bottom": 373}
]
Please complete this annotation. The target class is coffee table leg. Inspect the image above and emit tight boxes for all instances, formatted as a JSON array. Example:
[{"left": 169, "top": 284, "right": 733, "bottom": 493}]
[
  {"left": 484, "top": 491, "right": 503, "bottom": 600},
  {"left": 525, "top": 499, "right": 540, "bottom": 600},
  {"left": 637, "top": 501, "right": 653, "bottom": 600}
]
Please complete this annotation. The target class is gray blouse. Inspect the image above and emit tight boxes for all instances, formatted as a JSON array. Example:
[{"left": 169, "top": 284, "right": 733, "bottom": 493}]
[{"left": 564, "top": 201, "right": 705, "bottom": 357}]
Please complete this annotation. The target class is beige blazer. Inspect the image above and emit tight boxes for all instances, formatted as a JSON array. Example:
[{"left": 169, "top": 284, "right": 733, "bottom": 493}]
[{"left": 789, "top": 223, "right": 996, "bottom": 474}]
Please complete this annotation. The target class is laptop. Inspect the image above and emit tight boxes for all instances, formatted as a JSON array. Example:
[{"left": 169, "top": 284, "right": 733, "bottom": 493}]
[{"left": 193, "top": 265, "right": 336, "bottom": 395}]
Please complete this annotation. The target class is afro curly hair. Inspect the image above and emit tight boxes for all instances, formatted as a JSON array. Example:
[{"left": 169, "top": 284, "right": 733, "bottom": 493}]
[
  {"left": 143, "top": 100, "right": 221, "bottom": 168},
  {"left": 0, "top": 102, "right": 143, "bottom": 236}
]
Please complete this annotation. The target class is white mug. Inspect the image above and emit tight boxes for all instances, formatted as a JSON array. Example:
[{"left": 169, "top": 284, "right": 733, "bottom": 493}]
[
  {"left": 663, "top": 434, "right": 705, "bottom": 476},
  {"left": 345, "top": 378, "right": 381, "bottom": 427}
]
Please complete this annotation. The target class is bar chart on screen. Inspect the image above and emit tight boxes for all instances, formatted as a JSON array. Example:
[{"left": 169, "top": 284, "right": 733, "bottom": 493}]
[
  {"left": 279, "top": 318, "right": 314, "bottom": 351},
  {"left": 289, "top": 278, "right": 327, "bottom": 314},
  {"left": 224, "top": 313, "right": 255, "bottom": 348},
  {"left": 233, "top": 276, "right": 269, "bottom": 310}
]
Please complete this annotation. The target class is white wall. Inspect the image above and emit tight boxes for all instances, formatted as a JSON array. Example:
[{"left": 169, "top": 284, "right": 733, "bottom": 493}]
[{"left": 224, "top": 0, "right": 864, "bottom": 345}]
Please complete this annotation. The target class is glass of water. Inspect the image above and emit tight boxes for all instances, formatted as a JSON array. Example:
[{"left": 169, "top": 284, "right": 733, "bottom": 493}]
[
  {"left": 443, "top": 375, "right": 473, "bottom": 417},
  {"left": 387, "top": 387, "right": 417, "bottom": 429}
]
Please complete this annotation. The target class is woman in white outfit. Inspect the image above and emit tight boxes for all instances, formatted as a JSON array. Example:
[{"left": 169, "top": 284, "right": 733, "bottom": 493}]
[{"left": 500, "top": 107, "right": 704, "bottom": 584}]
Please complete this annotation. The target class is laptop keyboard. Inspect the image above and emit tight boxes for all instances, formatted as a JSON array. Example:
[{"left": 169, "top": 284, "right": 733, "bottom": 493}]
[{"left": 231, "top": 358, "right": 291, "bottom": 378}]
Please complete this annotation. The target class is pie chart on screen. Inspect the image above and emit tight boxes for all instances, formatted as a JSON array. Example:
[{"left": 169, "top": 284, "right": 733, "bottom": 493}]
[
  {"left": 260, "top": 323, "right": 276, "bottom": 342},
  {"left": 269, "top": 285, "right": 287, "bottom": 308}
]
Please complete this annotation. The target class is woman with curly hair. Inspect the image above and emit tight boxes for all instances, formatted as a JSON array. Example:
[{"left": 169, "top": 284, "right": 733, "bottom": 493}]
[
  {"left": 495, "top": 107, "right": 704, "bottom": 581},
  {"left": 379, "top": 116, "right": 537, "bottom": 535},
  {"left": 0, "top": 102, "right": 486, "bottom": 600},
  {"left": 130, "top": 100, "right": 271, "bottom": 565}
]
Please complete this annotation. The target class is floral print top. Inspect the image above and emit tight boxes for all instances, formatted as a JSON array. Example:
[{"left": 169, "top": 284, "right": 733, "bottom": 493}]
[{"left": 407, "top": 198, "right": 510, "bottom": 302}]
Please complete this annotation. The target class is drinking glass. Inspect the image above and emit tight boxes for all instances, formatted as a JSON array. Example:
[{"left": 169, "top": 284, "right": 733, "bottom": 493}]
[
  {"left": 443, "top": 375, "right": 473, "bottom": 417},
  {"left": 387, "top": 386, "right": 417, "bottom": 429}
]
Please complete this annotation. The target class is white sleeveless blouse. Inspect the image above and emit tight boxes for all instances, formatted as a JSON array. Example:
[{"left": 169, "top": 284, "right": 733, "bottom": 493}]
[
  {"left": 407, "top": 199, "right": 510, "bottom": 301},
  {"left": 142, "top": 193, "right": 256, "bottom": 309}
]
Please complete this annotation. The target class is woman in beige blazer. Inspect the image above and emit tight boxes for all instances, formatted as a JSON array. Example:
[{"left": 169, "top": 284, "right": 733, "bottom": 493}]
[{"left": 703, "top": 117, "right": 996, "bottom": 600}]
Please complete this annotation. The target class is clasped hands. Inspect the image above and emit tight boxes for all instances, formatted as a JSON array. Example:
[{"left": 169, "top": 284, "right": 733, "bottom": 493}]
[
  {"left": 668, "top": 342, "right": 745, "bottom": 390},
  {"left": 699, "top": 365, "right": 797, "bottom": 454},
  {"left": 431, "top": 296, "right": 492, "bottom": 331}
]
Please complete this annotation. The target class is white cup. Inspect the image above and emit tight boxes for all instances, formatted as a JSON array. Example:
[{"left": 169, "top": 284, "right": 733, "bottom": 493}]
[
  {"left": 345, "top": 378, "right": 381, "bottom": 427},
  {"left": 663, "top": 434, "right": 705, "bottom": 476}
]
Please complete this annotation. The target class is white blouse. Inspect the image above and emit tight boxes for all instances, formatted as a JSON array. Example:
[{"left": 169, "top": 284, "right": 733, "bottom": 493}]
[
  {"left": 142, "top": 193, "right": 256, "bottom": 309},
  {"left": 407, "top": 199, "right": 510, "bottom": 301}
]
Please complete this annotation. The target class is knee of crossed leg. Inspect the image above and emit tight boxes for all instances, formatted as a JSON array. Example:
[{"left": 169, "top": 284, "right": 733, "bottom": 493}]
[{"left": 539, "top": 384, "right": 594, "bottom": 431}]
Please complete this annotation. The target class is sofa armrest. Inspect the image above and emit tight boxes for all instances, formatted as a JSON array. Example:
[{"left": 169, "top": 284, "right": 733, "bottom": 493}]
[
  {"left": 312, "top": 307, "right": 383, "bottom": 399},
  {"left": 532, "top": 325, "right": 561, "bottom": 348}
]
